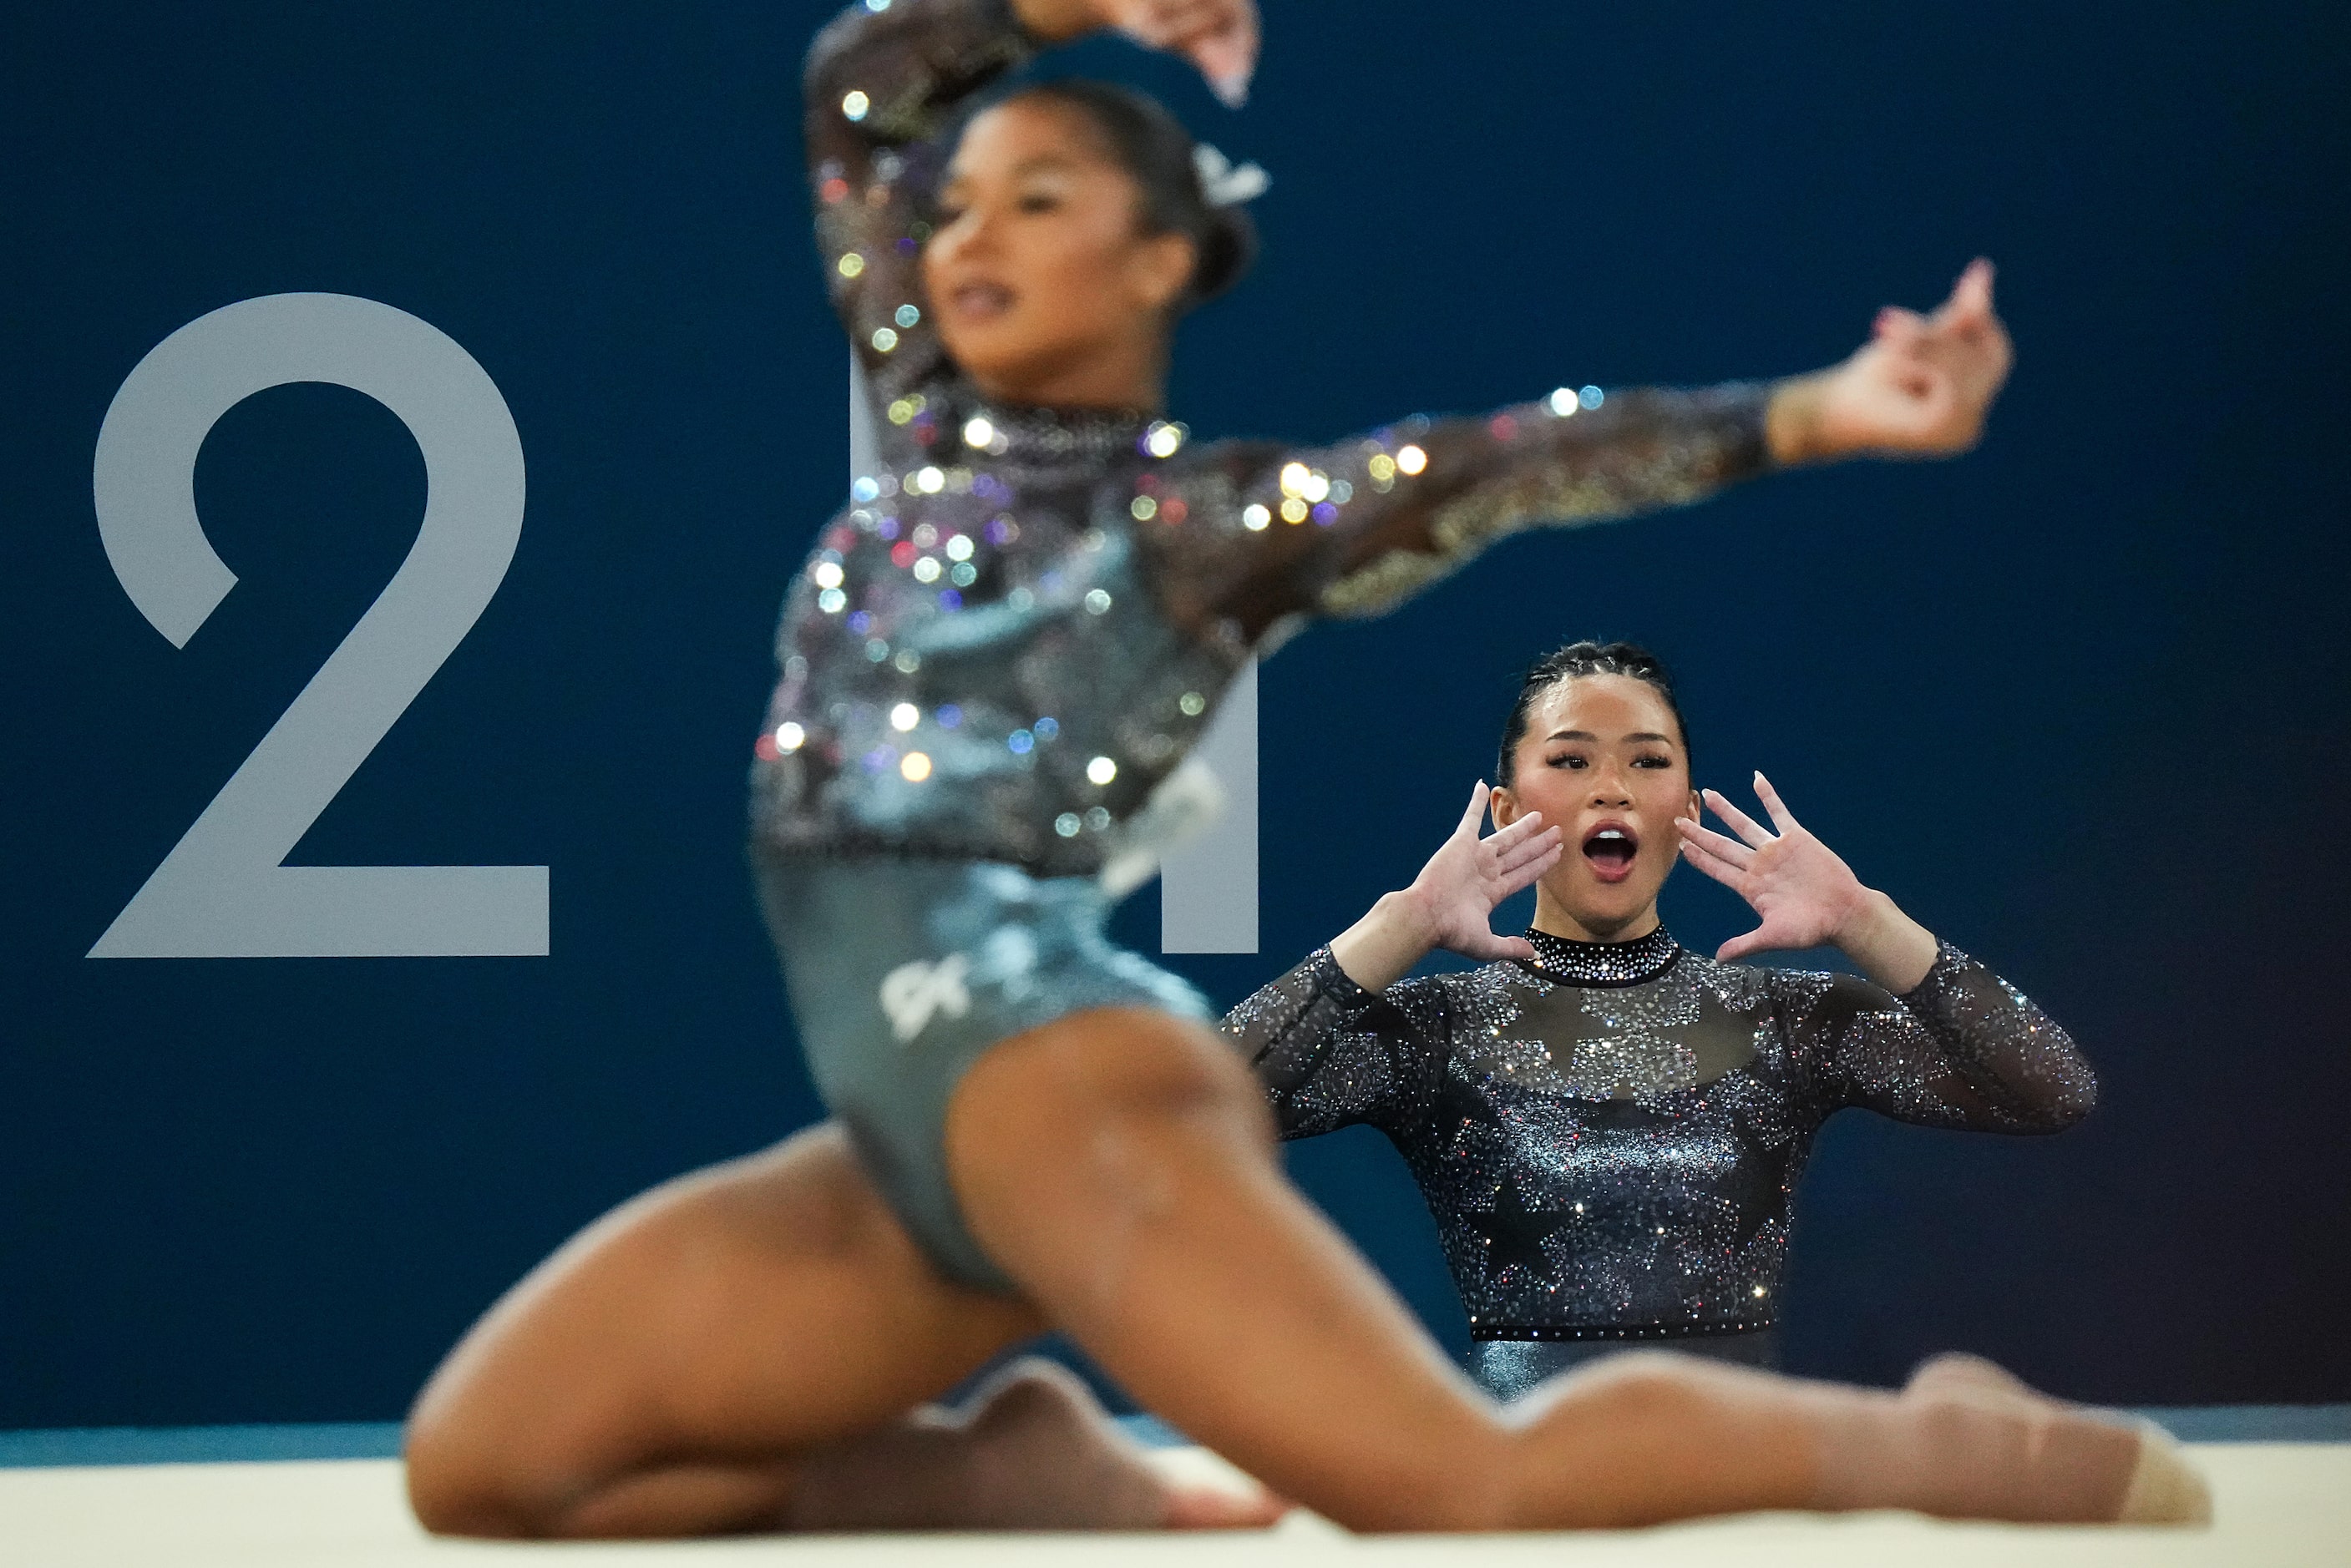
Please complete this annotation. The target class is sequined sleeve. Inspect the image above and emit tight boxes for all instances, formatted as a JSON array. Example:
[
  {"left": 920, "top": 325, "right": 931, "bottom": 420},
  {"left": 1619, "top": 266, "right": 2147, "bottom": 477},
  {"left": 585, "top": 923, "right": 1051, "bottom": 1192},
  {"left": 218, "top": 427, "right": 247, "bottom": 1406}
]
[
  {"left": 1182, "top": 383, "right": 1775, "bottom": 627},
  {"left": 1219, "top": 948, "right": 1446, "bottom": 1138},
  {"left": 1774, "top": 944, "right": 2097, "bottom": 1131},
  {"left": 804, "top": 0, "right": 1036, "bottom": 402}
]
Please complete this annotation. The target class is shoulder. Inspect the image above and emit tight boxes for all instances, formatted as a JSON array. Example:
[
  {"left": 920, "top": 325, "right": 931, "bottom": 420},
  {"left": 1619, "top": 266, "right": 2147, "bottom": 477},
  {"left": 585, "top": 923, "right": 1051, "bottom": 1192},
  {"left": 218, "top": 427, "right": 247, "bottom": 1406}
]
[
  {"left": 1426, "top": 955, "right": 1554, "bottom": 1018},
  {"left": 1667, "top": 950, "right": 1782, "bottom": 1009},
  {"left": 1165, "top": 435, "right": 1290, "bottom": 490}
]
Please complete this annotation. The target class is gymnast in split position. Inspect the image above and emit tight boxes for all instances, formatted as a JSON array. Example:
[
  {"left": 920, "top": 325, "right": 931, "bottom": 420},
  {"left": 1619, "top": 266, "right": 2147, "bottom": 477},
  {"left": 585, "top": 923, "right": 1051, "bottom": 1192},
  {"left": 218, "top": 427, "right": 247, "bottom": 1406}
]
[
  {"left": 1229, "top": 641, "right": 2099, "bottom": 1402},
  {"left": 404, "top": 0, "right": 2206, "bottom": 1535}
]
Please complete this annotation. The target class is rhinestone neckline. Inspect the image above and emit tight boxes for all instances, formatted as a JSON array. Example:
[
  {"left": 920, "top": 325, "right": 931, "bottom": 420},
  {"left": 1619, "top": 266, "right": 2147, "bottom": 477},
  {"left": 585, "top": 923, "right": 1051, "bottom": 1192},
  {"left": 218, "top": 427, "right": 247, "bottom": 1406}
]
[{"left": 1520, "top": 925, "right": 1680, "bottom": 984}]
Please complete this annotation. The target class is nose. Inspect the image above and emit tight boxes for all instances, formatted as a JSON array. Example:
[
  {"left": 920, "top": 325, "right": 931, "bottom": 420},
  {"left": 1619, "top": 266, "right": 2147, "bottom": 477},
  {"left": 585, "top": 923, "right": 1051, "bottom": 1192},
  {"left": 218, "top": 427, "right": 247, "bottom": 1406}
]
[
  {"left": 1588, "top": 759, "right": 1632, "bottom": 809},
  {"left": 931, "top": 205, "right": 996, "bottom": 266}
]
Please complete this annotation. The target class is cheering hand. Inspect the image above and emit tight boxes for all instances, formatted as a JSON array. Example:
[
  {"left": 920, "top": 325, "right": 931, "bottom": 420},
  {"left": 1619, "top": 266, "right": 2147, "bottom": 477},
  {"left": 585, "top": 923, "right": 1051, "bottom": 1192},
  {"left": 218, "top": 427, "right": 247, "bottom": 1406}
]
[
  {"left": 1329, "top": 783, "right": 1561, "bottom": 992},
  {"left": 1676, "top": 773, "right": 1939, "bottom": 988},
  {"left": 1405, "top": 783, "right": 1564, "bottom": 964},
  {"left": 1675, "top": 773, "right": 1872, "bottom": 961}
]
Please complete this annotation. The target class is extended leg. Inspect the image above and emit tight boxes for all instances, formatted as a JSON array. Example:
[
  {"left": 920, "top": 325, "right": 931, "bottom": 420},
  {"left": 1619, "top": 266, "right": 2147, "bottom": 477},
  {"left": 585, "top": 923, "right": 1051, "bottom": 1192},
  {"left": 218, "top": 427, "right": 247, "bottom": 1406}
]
[
  {"left": 403, "top": 1121, "right": 1276, "bottom": 1536},
  {"left": 945, "top": 1007, "right": 2201, "bottom": 1530}
]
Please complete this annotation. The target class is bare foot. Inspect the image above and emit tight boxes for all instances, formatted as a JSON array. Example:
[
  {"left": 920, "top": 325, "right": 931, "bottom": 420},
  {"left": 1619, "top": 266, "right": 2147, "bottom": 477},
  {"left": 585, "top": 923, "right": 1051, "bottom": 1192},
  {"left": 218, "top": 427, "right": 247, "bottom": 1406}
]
[
  {"left": 783, "top": 1358, "right": 1285, "bottom": 1531},
  {"left": 1903, "top": 1353, "right": 2211, "bottom": 1526}
]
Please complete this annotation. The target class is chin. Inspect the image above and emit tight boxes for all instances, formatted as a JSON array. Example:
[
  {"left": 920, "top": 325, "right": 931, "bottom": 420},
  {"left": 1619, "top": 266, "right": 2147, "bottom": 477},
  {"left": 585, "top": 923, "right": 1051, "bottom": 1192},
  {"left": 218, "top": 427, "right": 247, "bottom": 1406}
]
[
  {"left": 1553, "top": 874, "right": 1668, "bottom": 938},
  {"left": 1556, "top": 891, "right": 1639, "bottom": 934},
  {"left": 945, "top": 337, "right": 1082, "bottom": 403}
]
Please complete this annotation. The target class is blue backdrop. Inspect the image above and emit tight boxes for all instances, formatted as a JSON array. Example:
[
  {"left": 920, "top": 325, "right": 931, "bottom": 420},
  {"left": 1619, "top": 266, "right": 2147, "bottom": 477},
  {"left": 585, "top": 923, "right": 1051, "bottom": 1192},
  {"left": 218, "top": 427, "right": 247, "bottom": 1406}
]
[{"left": 4, "top": 0, "right": 2346, "bottom": 1427}]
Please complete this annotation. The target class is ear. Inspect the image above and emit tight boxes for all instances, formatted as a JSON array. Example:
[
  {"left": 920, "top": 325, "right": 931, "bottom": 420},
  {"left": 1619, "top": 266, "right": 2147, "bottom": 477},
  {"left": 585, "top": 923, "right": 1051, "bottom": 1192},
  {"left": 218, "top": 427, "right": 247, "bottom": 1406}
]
[
  {"left": 1685, "top": 787, "right": 1703, "bottom": 823},
  {"left": 1491, "top": 782, "right": 1521, "bottom": 827},
  {"left": 1127, "top": 230, "right": 1199, "bottom": 314}
]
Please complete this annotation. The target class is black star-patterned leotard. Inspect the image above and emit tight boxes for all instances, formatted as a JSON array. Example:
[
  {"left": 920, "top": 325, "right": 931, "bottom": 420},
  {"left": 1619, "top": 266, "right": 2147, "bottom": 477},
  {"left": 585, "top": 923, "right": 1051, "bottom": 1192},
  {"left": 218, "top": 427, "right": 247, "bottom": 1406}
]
[{"left": 1224, "top": 927, "right": 2094, "bottom": 1387}]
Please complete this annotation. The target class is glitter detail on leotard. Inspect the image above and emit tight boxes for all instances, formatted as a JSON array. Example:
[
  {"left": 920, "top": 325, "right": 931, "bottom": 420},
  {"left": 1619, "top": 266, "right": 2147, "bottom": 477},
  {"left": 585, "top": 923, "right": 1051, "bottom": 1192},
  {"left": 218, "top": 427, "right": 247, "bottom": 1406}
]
[
  {"left": 1523, "top": 925, "right": 1679, "bottom": 984},
  {"left": 1225, "top": 938, "right": 2095, "bottom": 1338},
  {"left": 757, "top": 0, "right": 1777, "bottom": 879}
]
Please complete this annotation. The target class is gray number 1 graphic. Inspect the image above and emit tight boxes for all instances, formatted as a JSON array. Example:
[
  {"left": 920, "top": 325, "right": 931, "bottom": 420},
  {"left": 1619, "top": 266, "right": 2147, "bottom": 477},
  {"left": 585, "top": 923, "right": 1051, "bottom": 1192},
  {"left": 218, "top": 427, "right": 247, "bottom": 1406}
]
[{"left": 89, "top": 293, "right": 548, "bottom": 959}]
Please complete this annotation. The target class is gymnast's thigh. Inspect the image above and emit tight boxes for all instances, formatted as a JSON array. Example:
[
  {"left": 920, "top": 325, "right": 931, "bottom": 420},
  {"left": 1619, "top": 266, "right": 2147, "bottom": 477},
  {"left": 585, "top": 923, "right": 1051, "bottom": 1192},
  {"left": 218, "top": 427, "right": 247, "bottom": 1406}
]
[{"left": 406, "top": 1120, "right": 1046, "bottom": 1502}]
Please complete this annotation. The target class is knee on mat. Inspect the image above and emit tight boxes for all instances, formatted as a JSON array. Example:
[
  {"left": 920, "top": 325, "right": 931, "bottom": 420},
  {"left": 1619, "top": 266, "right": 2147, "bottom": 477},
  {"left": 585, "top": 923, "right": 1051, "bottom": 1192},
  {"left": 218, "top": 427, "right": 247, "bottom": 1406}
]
[
  {"left": 403, "top": 1415, "right": 560, "bottom": 1539},
  {"left": 1523, "top": 1353, "right": 1715, "bottom": 1433}
]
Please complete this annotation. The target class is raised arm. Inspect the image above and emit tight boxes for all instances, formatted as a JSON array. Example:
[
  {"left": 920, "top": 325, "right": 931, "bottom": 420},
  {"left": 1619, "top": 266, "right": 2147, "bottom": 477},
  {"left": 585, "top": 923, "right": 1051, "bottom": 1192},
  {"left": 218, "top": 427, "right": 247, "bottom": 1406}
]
[
  {"left": 1774, "top": 946, "right": 2096, "bottom": 1130},
  {"left": 1220, "top": 950, "right": 1448, "bottom": 1139},
  {"left": 1325, "top": 781, "right": 1563, "bottom": 991},
  {"left": 1224, "top": 783, "right": 1554, "bottom": 1135},
  {"left": 803, "top": 0, "right": 1041, "bottom": 396},
  {"left": 1677, "top": 773, "right": 2094, "bottom": 1130}
]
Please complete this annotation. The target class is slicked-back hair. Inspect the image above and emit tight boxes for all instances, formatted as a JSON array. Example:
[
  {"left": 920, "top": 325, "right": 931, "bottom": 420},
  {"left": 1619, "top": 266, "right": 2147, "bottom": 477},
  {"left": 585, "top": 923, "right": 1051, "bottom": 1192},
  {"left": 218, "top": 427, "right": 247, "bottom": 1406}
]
[{"left": 1496, "top": 640, "right": 1692, "bottom": 787}]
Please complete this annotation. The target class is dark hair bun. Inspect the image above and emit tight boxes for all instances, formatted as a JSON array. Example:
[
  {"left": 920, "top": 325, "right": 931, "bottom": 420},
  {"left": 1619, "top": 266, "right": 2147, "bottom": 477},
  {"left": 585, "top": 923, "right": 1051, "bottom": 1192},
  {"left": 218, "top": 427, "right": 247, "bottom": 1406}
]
[{"left": 1188, "top": 204, "right": 1258, "bottom": 304}]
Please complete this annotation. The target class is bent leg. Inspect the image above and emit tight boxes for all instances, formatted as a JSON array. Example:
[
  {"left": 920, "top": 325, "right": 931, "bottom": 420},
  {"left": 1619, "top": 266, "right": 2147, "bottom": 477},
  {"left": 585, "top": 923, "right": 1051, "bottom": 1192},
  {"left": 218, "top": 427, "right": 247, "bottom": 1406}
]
[
  {"left": 945, "top": 1008, "right": 2181, "bottom": 1531},
  {"left": 404, "top": 1122, "right": 1272, "bottom": 1537}
]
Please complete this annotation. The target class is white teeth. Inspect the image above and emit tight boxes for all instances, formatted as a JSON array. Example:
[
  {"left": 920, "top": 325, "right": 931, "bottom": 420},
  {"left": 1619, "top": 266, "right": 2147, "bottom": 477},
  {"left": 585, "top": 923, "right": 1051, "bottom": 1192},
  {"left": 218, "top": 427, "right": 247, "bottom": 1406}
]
[{"left": 1593, "top": 829, "right": 1629, "bottom": 842}]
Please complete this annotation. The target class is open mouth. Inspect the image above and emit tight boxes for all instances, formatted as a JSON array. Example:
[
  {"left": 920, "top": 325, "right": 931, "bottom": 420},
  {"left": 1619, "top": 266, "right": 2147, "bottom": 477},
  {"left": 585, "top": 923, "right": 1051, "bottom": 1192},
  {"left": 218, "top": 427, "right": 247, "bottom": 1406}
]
[
  {"left": 1582, "top": 824, "right": 1639, "bottom": 883},
  {"left": 949, "top": 281, "right": 1016, "bottom": 321}
]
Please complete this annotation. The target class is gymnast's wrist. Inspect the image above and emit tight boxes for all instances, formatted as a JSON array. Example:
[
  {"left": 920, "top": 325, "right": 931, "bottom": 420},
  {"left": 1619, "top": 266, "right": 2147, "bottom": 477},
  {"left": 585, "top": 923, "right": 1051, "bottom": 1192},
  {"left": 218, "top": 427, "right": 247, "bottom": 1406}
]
[
  {"left": 1383, "top": 886, "right": 1447, "bottom": 952},
  {"left": 1832, "top": 888, "right": 1939, "bottom": 994},
  {"left": 1009, "top": 0, "right": 1104, "bottom": 43},
  {"left": 1330, "top": 890, "right": 1438, "bottom": 992},
  {"left": 1766, "top": 372, "right": 1835, "bottom": 466}
]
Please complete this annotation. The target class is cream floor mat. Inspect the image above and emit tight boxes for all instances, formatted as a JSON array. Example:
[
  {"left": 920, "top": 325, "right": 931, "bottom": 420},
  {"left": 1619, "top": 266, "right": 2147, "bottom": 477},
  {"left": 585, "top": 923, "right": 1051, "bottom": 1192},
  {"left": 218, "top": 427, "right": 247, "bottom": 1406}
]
[{"left": 5, "top": 1443, "right": 2345, "bottom": 1567}]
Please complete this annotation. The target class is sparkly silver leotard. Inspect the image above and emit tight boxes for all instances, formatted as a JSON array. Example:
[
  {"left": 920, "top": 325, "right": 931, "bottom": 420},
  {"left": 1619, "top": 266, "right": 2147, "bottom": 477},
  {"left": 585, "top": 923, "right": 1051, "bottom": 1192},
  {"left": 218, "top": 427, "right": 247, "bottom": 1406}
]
[
  {"left": 754, "top": 0, "right": 1799, "bottom": 1287},
  {"left": 753, "top": 0, "right": 1776, "bottom": 878},
  {"left": 1224, "top": 928, "right": 2095, "bottom": 1393}
]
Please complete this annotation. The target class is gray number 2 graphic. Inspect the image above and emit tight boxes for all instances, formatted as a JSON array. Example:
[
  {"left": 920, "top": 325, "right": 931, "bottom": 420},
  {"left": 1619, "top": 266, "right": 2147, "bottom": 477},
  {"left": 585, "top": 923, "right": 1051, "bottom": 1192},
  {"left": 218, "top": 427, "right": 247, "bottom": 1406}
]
[{"left": 89, "top": 293, "right": 547, "bottom": 958}]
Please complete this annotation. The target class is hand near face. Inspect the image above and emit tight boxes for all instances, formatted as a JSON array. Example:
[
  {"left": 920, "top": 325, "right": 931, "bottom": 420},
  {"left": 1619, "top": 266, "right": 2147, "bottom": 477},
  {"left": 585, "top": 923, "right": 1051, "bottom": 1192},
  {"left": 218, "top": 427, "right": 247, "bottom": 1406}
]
[
  {"left": 1020, "top": 0, "right": 1261, "bottom": 105},
  {"left": 1406, "top": 782, "right": 1563, "bottom": 964},
  {"left": 1675, "top": 774, "right": 1871, "bottom": 964},
  {"left": 1772, "top": 258, "right": 2014, "bottom": 463}
]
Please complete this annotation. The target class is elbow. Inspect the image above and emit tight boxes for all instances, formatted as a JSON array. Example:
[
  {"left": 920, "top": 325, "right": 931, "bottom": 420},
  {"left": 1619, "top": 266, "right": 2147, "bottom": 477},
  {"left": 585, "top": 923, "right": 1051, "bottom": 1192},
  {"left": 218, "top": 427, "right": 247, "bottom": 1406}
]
[
  {"left": 800, "top": 9, "right": 864, "bottom": 108},
  {"left": 2060, "top": 1067, "right": 2099, "bottom": 1126},
  {"left": 2020, "top": 1060, "right": 2098, "bottom": 1132}
]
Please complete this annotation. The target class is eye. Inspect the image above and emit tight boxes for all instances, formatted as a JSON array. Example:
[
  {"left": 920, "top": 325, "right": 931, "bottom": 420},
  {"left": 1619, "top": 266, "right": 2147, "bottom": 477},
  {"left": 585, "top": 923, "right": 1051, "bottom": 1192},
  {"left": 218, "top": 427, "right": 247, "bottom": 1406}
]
[
  {"left": 1633, "top": 754, "right": 1672, "bottom": 770},
  {"left": 1016, "top": 188, "right": 1064, "bottom": 214},
  {"left": 1547, "top": 753, "right": 1588, "bottom": 770}
]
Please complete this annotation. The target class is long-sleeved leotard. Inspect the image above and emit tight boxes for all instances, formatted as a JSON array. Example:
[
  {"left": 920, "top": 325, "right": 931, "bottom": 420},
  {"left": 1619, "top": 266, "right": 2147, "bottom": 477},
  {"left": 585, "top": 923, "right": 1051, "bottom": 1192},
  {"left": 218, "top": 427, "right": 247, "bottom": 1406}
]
[
  {"left": 1223, "top": 928, "right": 2095, "bottom": 1343},
  {"left": 755, "top": 0, "right": 1775, "bottom": 877}
]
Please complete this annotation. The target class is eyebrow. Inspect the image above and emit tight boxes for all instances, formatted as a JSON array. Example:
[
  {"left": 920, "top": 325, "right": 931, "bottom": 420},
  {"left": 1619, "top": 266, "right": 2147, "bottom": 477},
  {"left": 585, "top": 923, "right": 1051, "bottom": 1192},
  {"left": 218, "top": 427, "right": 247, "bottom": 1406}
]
[
  {"left": 940, "top": 154, "right": 1082, "bottom": 192},
  {"left": 1546, "top": 730, "right": 1677, "bottom": 746}
]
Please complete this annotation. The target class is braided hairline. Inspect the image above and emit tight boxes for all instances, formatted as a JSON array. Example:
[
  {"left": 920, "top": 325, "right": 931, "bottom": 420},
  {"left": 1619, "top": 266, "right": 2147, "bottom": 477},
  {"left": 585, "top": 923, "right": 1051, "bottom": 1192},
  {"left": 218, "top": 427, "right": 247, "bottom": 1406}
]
[{"left": 1495, "top": 640, "right": 1691, "bottom": 787}]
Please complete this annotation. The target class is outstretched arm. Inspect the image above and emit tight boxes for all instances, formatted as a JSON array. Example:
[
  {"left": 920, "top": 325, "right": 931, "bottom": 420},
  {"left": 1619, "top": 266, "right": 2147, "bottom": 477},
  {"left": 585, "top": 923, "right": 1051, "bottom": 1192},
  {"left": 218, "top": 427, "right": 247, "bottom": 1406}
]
[
  {"left": 1194, "top": 262, "right": 2014, "bottom": 630},
  {"left": 1677, "top": 773, "right": 2095, "bottom": 1130}
]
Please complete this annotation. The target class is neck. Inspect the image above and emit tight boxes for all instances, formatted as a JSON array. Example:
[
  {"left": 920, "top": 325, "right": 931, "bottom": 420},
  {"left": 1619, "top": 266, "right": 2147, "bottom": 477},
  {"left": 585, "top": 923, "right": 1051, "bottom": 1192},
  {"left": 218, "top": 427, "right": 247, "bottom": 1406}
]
[
  {"left": 970, "top": 334, "right": 1168, "bottom": 412},
  {"left": 1531, "top": 886, "right": 1662, "bottom": 945}
]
